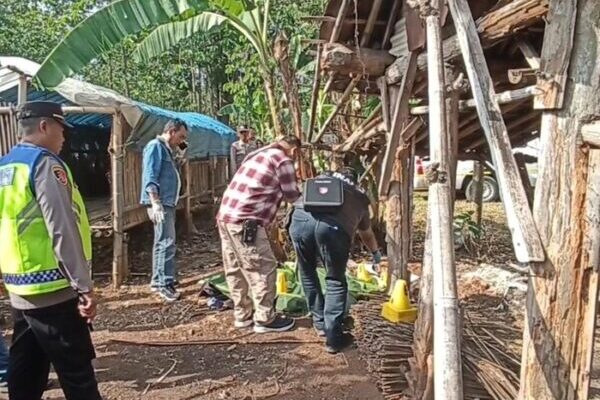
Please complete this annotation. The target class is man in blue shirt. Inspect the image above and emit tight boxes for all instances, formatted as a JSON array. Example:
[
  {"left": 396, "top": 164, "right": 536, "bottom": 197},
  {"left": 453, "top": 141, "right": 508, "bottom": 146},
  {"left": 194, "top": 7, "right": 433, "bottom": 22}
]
[{"left": 140, "top": 119, "right": 188, "bottom": 302}]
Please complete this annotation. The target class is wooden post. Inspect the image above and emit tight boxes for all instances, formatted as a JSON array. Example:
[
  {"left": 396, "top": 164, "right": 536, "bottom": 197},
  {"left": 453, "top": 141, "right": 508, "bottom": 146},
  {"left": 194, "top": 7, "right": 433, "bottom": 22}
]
[
  {"left": 360, "top": 0, "right": 384, "bottom": 47},
  {"left": 183, "top": 161, "right": 194, "bottom": 237},
  {"left": 17, "top": 75, "right": 27, "bottom": 105},
  {"left": 514, "top": 153, "right": 534, "bottom": 208},
  {"left": 473, "top": 160, "right": 484, "bottom": 226},
  {"left": 447, "top": 0, "right": 545, "bottom": 264},
  {"left": 274, "top": 32, "right": 303, "bottom": 141},
  {"left": 111, "top": 112, "right": 127, "bottom": 289},
  {"left": 519, "top": 1, "right": 600, "bottom": 398},
  {"left": 423, "top": 1, "right": 463, "bottom": 398},
  {"left": 378, "top": 52, "right": 418, "bottom": 196}
]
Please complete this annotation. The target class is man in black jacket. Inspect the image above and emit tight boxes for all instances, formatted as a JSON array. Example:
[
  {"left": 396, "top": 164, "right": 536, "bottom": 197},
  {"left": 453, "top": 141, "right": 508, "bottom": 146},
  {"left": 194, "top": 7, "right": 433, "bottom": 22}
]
[{"left": 289, "top": 167, "right": 381, "bottom": 353}]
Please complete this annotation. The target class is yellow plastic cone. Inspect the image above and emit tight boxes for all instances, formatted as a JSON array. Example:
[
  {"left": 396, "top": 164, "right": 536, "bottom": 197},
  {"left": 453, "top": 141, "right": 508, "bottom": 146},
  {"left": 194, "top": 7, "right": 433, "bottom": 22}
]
[
  {"left": 357, "top": 263, "right": 374, "bottom": 283},
  {"left": 276, "top": 270, "right": 288, "bottom": 294},
  {"left": 381, "top": 279, "right": 418, "bottom": 323}
]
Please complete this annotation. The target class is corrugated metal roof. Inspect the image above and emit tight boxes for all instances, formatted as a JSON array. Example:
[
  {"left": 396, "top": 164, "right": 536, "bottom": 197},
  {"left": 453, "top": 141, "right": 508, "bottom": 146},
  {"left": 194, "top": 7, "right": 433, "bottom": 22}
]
[{"left": 389, "top": 17, "right": 409, "bottom": 58}]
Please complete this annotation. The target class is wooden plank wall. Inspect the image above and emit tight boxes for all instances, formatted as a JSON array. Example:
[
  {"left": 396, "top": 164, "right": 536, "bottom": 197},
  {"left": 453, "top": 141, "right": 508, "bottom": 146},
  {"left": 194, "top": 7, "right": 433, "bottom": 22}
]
[{"left": 0, "top": 103, "right": 18, "bottom": 156}]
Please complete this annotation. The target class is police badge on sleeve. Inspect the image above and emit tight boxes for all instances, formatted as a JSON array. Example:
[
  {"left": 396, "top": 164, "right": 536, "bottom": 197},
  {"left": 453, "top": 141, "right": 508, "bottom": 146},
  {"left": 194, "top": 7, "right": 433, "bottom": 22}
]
[{"left": 52, "top": 165, "right": 68, "bottom": 186}]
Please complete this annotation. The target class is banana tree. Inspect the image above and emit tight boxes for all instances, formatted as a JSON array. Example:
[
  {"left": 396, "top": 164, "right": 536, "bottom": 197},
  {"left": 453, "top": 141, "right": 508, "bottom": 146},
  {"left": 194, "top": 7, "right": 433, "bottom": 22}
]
[
  {"left": 34, "top": 0, "right": 282, "bottom": 134},
  {"left": 132, "top": 0, "right": 282, "bottom": 135}
]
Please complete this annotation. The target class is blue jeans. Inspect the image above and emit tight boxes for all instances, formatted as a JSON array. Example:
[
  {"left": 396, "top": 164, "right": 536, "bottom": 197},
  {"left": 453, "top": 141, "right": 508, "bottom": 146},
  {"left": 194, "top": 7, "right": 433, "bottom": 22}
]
[
  {"left": 289, "top": 208, "right": 351, "bottom": 347},
  {"left": 148, "top": 206, "right": 177, "bottom": 287},
  {"left": 0, "top": 333, "right": 7, "bottom": 384}
]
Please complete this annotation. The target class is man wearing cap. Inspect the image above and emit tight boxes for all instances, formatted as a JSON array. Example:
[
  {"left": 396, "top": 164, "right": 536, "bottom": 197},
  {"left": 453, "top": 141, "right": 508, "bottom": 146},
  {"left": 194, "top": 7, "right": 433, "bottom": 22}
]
[
  {"left": 0, "top": 101, "right": 101, "bottom": 399},
  {"left": 229, "top": 125, "right": 257, "bottom": 176}
]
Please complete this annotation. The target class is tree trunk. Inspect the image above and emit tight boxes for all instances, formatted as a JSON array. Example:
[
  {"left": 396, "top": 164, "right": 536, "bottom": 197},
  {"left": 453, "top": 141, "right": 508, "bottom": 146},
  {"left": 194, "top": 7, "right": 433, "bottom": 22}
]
[
  {"left": 519, "top": 1, "right": 600, "bottom": 399},
  {"left": 263, "top": 73, "right": 282, "bottom": 136},
  {"left": 274, "top": 32, "right": 303, "bottom": 141}
]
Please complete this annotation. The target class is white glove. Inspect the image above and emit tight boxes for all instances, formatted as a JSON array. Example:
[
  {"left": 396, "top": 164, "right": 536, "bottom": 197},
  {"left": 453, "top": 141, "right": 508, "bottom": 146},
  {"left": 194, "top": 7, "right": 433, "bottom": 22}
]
[{"left": 151, "top": 201, "right": 165, "bottom": 224}]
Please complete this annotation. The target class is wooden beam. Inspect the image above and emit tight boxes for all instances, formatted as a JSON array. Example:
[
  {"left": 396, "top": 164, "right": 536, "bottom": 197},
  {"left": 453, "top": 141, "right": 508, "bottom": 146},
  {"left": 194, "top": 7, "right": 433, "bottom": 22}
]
[
  {"left": 514, "top": 153, "right": 534, "bottom": 208},
  {"left": 333, "top": 113, "right": 384, "bottom": 152},
  {"left": 301, "top": 16, "right": 386, "bottom": 26},
  {"left": 410, "top": 85, "right": 540, "bottom": 115},
  {"left": 517, "top": 40, "right": 541, "bottom": 69},
  {"left": 472, "top": 160, "right": 484, "bottom": 226},
  {"left": 377, "top": 77, "right": 392, "bottom": 132},
  {"left": 582, "top": 121, "right": 600, "bottom": 148},
  {"left": 425, "top": 0, "right": 463, "bottom": 397},
  {"left": 448, "top": 0, "right": 545, "bottom": 264},
  {"left": 313, "top": 75, "right": 361, "bottom": 143},
  {"left": 507, "top": 68, "right": 538, "bottom": 85},
  {"left": 465, "top": 111, "right": 541, "bottom": 150},
  {"left": 17, "top": 75, "right": 27, "bottom": 105},
  {"left": 386, "top": 0, "right": 549, "bottom": 84},
  {"left": 378, "top": 52, "right": 418, "bottom": 197},
  {"left": 183, "top": 161, "right": 195, "bottom": 237},
  {"left": 111, "top": 113, "right": 127, "bottom": 289},
  {"left": 321, "top": 43, "right": 395, "bottom": 77},
  {"left": 520, "top": 2, "right": 600, "bottom": 395},
  {"left": 361, "top": 0, "right": 384, "bottom": 47},
  {"left": 307, "top": 44, "right": 323, "bottom": 143},
  {"left": 383, "top": 0, "right": 402, "bottom": 49},
  {"left": 329, "top": 0, "right": 351, "bottom": 44},
  {"left": 533, "top": 0, "right": 576, "bottom": 109}
]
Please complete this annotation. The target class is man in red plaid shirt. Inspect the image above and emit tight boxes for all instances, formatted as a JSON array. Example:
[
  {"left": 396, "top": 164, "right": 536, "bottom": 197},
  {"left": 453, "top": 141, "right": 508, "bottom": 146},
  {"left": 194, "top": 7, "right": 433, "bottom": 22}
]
[{"left": 217, "top": 135, "right": 301, "bottom": 333}]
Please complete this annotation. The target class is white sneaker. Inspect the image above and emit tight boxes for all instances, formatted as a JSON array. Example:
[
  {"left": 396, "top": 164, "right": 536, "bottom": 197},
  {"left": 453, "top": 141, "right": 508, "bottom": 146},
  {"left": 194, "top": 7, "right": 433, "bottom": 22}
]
[{"left": 234, "top": 319, "right": 254, "bottom": 328}]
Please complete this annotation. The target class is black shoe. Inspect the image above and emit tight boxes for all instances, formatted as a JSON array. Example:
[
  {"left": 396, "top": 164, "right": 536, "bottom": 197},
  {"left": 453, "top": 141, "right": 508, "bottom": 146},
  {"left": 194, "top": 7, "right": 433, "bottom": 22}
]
[
  {"left": 325, "top": 334, "right": 353, "bottom": 354},
  {"left": 158, "top": 285, "right": 181, "bottom": 302},
  {"left": 253, "top": 315, "right": 295, "bottom": 333}
]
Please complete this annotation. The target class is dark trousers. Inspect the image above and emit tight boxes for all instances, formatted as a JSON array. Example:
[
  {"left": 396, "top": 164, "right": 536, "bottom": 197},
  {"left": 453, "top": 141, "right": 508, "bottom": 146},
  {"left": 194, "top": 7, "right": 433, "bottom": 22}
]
[
  {"left": 289, "top": 208, "right": 351, "bottom": 346},
  {"left": 8, "top": 299, "right": 102, "bottom": 400}
]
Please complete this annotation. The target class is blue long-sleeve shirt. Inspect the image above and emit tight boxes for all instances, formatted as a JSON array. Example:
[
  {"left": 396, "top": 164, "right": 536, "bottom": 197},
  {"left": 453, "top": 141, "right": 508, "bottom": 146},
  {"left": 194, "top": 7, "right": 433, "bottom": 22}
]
[{"left": 140, "top": 137, "right": 181, "bottom": 207}]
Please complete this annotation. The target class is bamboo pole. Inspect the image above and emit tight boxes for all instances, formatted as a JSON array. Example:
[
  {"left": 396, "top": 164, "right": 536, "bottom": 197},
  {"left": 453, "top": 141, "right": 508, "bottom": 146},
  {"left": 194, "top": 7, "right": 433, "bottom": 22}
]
[
  {"left": 329, "top": 0, "right": 351, "bottom": 44},
  {"left": 423, "top": 1, "right": 463, "bottom": 398},
  {"left": 183, "top": 161, "right": 194, "bottom": 237},
  {"left": 0, "top": 106, "right": 117, "bottom": 115},
  {"left": 111, "top": 113, "right": 127, "bottom": 288},
  {"left": 361, "top": 0, "right": 384, "bottom": 47},
  {"left": 409, "top": 85, "right": 540, "bottom": 115}
]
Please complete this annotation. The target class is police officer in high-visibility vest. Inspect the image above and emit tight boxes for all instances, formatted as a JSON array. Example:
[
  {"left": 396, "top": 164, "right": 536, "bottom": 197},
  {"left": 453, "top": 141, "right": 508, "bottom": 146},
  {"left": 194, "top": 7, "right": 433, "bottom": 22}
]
[{"left": 0, "top": 101, "right": 102, "bottom": 400}]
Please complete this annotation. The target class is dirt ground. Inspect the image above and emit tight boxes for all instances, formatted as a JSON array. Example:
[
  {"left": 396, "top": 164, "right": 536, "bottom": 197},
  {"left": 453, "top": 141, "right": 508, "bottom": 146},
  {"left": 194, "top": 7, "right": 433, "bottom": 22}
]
[{"left": 0, "top": 198, "right": 532, "bottom": 400}]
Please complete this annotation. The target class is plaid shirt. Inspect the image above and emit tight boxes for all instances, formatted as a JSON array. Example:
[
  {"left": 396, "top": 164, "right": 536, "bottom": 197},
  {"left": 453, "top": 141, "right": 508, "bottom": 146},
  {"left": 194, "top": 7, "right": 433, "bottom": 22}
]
[{"left": 217, "top": 145, "right": 300, "bottom": 226}]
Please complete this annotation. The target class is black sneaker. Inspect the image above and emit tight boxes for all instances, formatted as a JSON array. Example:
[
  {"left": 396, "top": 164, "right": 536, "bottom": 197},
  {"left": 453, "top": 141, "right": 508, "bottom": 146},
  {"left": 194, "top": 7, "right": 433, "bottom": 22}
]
[
  {"left": 253, "top": 315, "right": 295, "bottom": 333},
  {"left": 158, "top": 285, "right": 181, "bottom": 302},
  {"left": 325, "top": 334, "right": 353, "bottom": 354}
]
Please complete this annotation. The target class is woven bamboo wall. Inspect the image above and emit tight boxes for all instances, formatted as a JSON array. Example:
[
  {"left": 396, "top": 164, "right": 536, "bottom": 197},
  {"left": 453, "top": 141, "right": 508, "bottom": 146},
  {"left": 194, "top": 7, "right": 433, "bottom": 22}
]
[{"left": 0, "top": 103, "right": 18, "bottom": 156}]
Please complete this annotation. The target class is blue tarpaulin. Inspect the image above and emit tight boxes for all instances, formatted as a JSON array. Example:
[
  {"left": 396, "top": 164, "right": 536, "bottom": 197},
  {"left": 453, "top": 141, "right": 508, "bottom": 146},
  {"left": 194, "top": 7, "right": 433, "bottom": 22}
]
[{"left": 126, "top": 102, "right": 236, "bottom": 159}]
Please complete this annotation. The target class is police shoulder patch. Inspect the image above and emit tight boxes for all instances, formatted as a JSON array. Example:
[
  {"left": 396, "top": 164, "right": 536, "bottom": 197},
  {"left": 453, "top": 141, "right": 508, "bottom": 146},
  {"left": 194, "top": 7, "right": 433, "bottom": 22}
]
[{"left": 52, "top": 165, "right": 68, "bottom": 186}]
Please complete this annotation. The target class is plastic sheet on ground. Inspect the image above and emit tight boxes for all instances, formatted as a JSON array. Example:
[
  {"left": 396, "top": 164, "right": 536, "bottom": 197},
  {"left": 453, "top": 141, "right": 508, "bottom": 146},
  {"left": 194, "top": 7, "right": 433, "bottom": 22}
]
[{"left": 207, "top": 261, "right": 385, "bottom": 314}]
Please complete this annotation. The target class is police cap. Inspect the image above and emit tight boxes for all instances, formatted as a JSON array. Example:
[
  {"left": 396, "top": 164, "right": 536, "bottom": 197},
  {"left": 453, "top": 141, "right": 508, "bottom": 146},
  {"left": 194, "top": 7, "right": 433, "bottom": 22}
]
[{"left": 17, "top": 101, "right": 73, "bottom": 128}]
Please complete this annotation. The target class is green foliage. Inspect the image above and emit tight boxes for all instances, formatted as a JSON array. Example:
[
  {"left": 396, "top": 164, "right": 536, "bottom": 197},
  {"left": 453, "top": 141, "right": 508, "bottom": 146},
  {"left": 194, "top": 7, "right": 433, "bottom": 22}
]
[
  {"left": 453, "top": 211, "right": 484, "bottom": 255},
  {"left": 0, "top": 0, "right": 325, "bottom": 137}
]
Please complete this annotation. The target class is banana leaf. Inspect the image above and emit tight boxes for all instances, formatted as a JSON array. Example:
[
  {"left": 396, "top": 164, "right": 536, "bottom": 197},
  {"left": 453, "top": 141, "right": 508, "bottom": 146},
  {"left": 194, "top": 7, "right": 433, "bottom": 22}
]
[
  {"left": 35, "top": 0, "right": 209, "bottom": 88},
  {"left": 207, "top": 262, "right": 383, "bottom": 314},
  {"left": 132, "top": 12, "right": 228, "bottom": 63}
]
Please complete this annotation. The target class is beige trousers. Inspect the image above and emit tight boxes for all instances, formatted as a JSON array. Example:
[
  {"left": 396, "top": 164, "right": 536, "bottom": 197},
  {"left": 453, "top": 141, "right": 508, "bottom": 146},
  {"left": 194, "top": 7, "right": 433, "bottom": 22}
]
[{"left": 218, "top": 221, "right": 277, "bottom": 325}]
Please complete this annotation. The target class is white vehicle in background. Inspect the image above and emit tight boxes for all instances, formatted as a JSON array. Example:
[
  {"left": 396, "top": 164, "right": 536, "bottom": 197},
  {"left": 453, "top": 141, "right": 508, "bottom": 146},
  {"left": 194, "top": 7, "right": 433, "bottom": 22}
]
[{"left": 413, "top": 141, "right": 539, "bottom": 202}]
